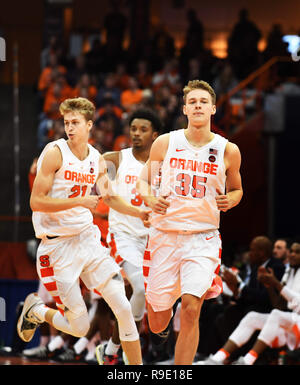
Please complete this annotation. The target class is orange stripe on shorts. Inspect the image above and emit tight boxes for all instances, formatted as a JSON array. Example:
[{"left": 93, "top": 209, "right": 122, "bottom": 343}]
[
  {"left": 44, "top": 281, "right": 57, "bottom": 292},
  {"left": 40, "top": 267, "right": 54, "bottom": 278}
]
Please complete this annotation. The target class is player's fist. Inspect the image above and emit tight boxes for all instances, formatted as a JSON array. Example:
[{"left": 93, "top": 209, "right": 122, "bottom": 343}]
[{"left": 82, "top": 195, "right": 100, "bottom": 210}]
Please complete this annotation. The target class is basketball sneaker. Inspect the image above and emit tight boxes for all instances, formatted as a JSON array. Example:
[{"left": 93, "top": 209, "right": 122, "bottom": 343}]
[
  {"left": 95, "top": 343, "right": 119, "bottom": 365},
  {"left": 17, "top": 293, "right": 44, "bottom": 342}
]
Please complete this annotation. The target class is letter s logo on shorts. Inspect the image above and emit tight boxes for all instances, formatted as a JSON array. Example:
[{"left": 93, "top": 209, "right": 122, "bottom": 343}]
[{"left": 39, "top": 255, "right": 50, "bottom": 267}]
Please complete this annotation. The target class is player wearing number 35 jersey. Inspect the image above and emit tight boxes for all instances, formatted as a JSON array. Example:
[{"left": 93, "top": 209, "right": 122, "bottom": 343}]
[{"left": 137, "top": 80, "right": 243, "bottom": 365}]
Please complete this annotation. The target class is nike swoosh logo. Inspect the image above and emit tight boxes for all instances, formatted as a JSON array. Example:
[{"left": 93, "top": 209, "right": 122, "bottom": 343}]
[
  {"left": 176, "top": 149, "right": 185, "bottom": 152},
  {"left": 69, "top": 163, "right": 74, "bottom": 165},
  {"left": 206, "top": 236, "right": 214, "bottom": 240}
]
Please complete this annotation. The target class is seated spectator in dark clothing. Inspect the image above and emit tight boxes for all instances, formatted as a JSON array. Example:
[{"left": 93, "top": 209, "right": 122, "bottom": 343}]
[
  {"left": 66, "top": 54, "right": 87, "bottom": 88},
  {"left": 198, "top": 236, "right": 285, "bottom": 356},
  {"left": 95, "top": 73, "right": 121, "bottom": 108}
]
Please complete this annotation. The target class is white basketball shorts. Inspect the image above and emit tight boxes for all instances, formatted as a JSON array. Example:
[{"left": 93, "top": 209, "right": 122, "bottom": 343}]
[
  {"left": 36, "top": 224, "right": 120, "bottom": 317},
  {"left": 144, "top": 228, "right": 222, "bottom": 312}
]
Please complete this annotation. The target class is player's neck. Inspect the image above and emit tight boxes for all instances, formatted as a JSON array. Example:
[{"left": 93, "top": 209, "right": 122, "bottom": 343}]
[
  {"left": 67, "top": 140, "right": 89, "bottom": 161},
  {"left": 132, "top": 146, "right": 150, "bottom": 163},
  {"left": 184, "top": 125, "right": 214, "bottom": 148}
]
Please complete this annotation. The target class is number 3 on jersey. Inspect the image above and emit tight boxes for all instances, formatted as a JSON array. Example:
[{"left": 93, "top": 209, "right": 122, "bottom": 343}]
[
  {"left": 175, "top": 173, "right": 207, "bottom": 198},
  {"left": 69, "top": 185, "right": 88, "bottom": 198}
]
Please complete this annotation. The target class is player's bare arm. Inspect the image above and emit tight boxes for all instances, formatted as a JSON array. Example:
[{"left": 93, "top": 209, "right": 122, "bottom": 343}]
[
  {"left": 30, "top": 146, "right": 99, "bottom": 212},
  {"left": 103, "top": 151, "right": 122, "bottom": 180},
  {"left": 137, "top": 134, "right": 170, "bottom": 215},
  {"left": 215, "top": 141, "right": 243, "bottom": 212},
  {"left": 97, "top": 154, "right": 150, "bottom": 222}
]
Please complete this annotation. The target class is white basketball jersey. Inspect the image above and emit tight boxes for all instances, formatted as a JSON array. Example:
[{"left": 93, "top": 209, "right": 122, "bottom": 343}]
[
  {"left": 32, "top": 138, "right": 100, "bottom": 238},
  {"left": 109, "top": 148, "right": 149, "bottom": 237},
  {"left": 151, "top": 129, "right": 228, "bottom": 232}
]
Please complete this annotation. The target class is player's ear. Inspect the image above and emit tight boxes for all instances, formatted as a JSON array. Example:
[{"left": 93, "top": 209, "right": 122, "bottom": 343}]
[
  {"left": 183, "top": 104, "right": 187, "bottom": 116},
  {"left": 211, "top": 104, "right": 216, "bottom": 115}
]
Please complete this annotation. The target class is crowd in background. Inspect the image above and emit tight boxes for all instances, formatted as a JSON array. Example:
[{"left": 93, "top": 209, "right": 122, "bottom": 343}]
[{"left": 35, "top": 6, "right": 293, "bottom": 153}]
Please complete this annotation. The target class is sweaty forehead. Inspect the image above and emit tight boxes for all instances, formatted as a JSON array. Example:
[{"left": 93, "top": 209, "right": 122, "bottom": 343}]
[{"left": 291, "top": 243, "right": 300, "bottom": 253}]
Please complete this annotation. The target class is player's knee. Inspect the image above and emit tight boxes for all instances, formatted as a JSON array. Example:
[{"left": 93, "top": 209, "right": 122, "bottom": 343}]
[
  {"left": 180, "top": 300, "right": 201, "bottom": 327},
  {"left": 69, "top": 313, "right": 90, "bottom": 338},
  {"left": 240, "top": 311, "right": 259, "bottom": 328},
  {"left": 268, "top": 308, "right": 281, "bottom": 321}
]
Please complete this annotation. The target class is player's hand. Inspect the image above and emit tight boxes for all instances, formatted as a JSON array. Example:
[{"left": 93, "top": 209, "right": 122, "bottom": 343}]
[
  {"left": 146, "top": 196, "right": 170, "bottom": 215},
  {"left": 215, "top": 188, "right": 230, "bottom": 212},
  {"left": 138, "top": 209, "right": 152, "bottom": 227},
  {"left": 81, "top": 195, "right": 100, "bottom": 210}
]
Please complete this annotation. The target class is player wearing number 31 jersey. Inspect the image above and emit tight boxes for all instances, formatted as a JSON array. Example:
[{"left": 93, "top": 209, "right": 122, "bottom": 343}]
[{"left": 137, "top": 80, "right": 243, "bottom": 365}]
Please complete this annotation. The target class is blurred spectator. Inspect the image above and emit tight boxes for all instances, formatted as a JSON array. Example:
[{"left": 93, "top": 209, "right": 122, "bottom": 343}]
[
  {"left": 263, "top": 24, "right": 289, "bottom": 61},
  {"left": 96, "top": 73, "right": 121, "bottom": 107},
  {"left": 152, "top": 59, "right": 180, "bottom": 93},
  {"left": 85, "top": 37, "right": 106, "bottom": 75},
  {"left": 43, "top": 76, "right": 73, "bottom": 120},
  {"left": 120, "top": 76, "right": 143, "bottom": 112},
  {"left": 227, "top": 8, "right": 262, "bottom": 80},
  {"left": 95, "top": 96, "right": 123, "bottom": 138},
  {"left": 212, "top": 61, "right": 238, "bottom": 98},
  {"left": 103, "top": 0, "right": 127, "bottom": 58},
  {"left": 185, "top": 8, "right": 204, "bottom": 55},
  {"left": 38, "top": 53, "right": 67, "bottom": 97},
  {"left": 115, "top": 62, "right": 130, "bottom": 91},
  {"left": 113, "top": 122, "right": 131, "bottom": 151},
  {"left": 135, "top": 60, "right": 153, "bottom": 89},
  {"left": 72, "top": 73, "right": 98, "bottom": 103},
  {"left": 273, "top": 238, "right": 290, "bottom": 266},
  {"left": 40, "top": 35, "right": 62, "bottom": 70},
  {"left": 66, "top": 54, "right": 87, "bottom": 88},
  {"left": 151, "top": 23, "right": 175, "bottom": 70},
  {"left": 198, "top": 236, "right": 285, "bottom": 356}
]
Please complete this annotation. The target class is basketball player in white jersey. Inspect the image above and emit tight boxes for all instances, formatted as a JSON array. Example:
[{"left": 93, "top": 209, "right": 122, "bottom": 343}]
[
  {"left": 137, "top": 80, "right": 243, "bottom": 364},
  {"left": 95, "top": 108, "right": 161, "bottom": 364},
  {"left": 17, "top": 97, "right": 150, "bottom": 365}
]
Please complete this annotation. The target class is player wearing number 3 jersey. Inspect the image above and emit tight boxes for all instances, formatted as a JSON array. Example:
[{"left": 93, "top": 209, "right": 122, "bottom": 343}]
[
  {"left": 137, "top": 80, "right": 243, "bottom": 365},
  {"left": 95, "top": 108, "right": 161, "bottom": 364},
  {"left": 17, "top": 98, "right": 151, "bottom": 365}
]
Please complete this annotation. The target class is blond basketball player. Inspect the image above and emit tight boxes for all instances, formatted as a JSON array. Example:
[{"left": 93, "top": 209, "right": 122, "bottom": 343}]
[
  {"left": 95, "top": 108, "right": 161, "bottom": 365},
  {"left": 137, "top": 80, "right": 243, "bottom": 365},
  {"left": 17, "top": 97, "right": 150, "bottom": 365}
]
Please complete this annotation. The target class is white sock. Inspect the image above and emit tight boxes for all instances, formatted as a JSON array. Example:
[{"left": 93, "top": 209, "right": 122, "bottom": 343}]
[
  {"left": 32, "top": 304, "right": 50, "bottom": 322},
  {"left": 213, "top": 349, "right": 229, "bottom": 363},
  {"left": 243, "top": 351, "right": 257, "bottom": 365},
  {"left": 105, "top": 338, "right": 120, "bottom": 355},
  {"left": 48, "top": 335, "right": 65, "bottom": 352},
  {"left": 74, "top": 337, "right": 89, "bottom": 354}
]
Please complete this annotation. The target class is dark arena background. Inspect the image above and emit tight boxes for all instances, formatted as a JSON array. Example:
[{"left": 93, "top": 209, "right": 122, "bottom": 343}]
[{"left": 0, "top": 0, "right": 299, "bottom": 368}]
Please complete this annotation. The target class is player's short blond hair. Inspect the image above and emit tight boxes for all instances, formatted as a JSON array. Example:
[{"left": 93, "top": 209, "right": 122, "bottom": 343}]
[
  {"left": 183, "top": 80, "right": 216, "bottom": 105},
  {"left": 59, "top": 97, "right": 95, "bottom": 121}
]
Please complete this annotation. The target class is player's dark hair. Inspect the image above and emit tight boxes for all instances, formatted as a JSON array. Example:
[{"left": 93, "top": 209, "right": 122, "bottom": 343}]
[{"left": 128, "top": 108, "right": 163, "bottom": 134}]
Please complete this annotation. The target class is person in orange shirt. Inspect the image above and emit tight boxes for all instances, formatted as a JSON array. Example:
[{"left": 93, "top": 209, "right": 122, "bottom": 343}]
[
  {"left": 120, "top": 77, "right": 143, "bottom": 112},
  {"left": 72, "top": 73, "right": 98, "bottom": 104},
  {"left": 38, "top": 54, "right": 67, "bottom": 95}
]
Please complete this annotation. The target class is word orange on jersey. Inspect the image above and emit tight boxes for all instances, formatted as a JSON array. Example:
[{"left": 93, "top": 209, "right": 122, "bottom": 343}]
[
  {"left": 170, "top": 158, "right": 218, "bottom": 175},
  {"left": 125, "top": 175, "right": 138, "bottom": 184},
  {"left": 64, "top": 170, "right": 96, "bottom": 184}
]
